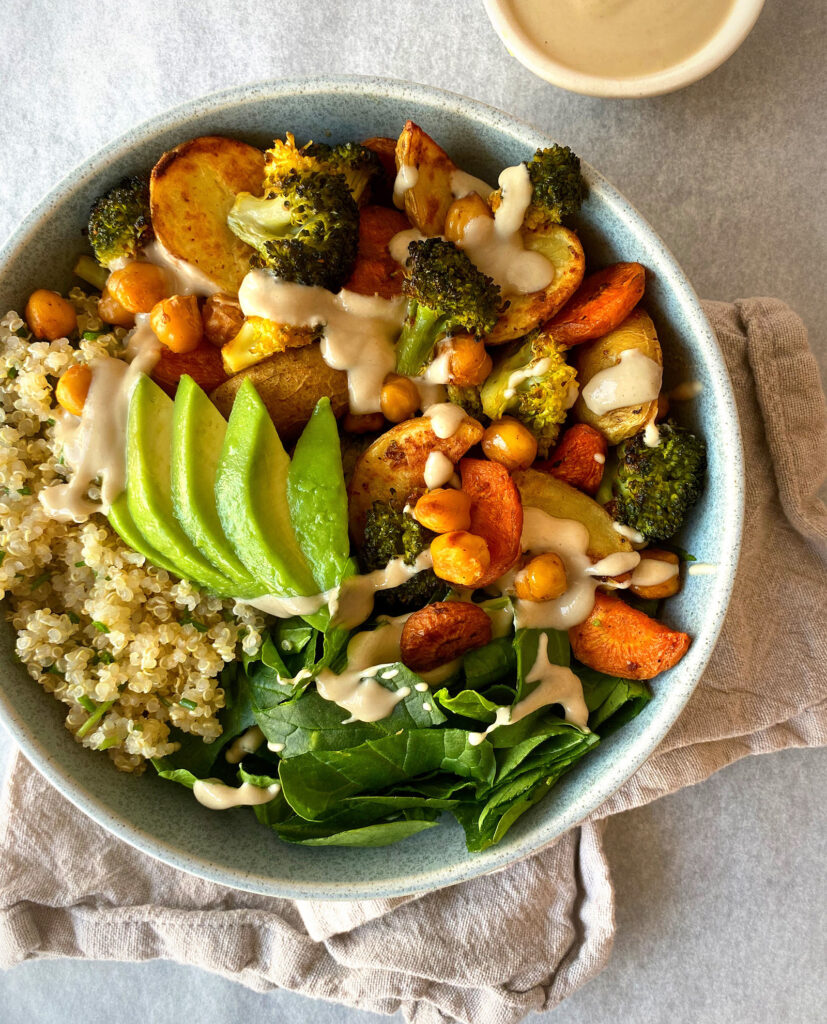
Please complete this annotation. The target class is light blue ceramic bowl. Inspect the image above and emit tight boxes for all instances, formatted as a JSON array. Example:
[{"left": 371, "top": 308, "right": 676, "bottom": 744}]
[{"left": 0, "top": 77, "right": 743, "bottom": 900}]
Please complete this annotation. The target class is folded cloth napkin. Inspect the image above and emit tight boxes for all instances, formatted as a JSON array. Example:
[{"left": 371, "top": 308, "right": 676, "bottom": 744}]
[{"left": 1, "top": 299, "right": 825, "bottom": 1024}]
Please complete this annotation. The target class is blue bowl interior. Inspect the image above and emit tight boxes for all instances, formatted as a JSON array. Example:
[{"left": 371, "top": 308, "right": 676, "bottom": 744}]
[{"left": 0, "top": 78, "right": 743, "bottom": 900}]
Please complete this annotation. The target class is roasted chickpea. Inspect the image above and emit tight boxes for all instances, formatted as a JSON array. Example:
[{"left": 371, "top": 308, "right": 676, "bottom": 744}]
[
  {"left": 97, "top": 286, "right": 135, "bottom": 328},
  {"left": 107, "top": 262, "right": 170, "bottom": 314},
  {"left": 443, "top": 193, "right": 492, "bottom": 243},
  {"left": 447, "top": 334, "right": 493, "bottom": 387},
  {"left": 150, "top": 294, "right": 203, "bottom": 354},
  {"left": 430, "top": 530, "right": 490, "bottom": 587},
  {"left": 55, "top": 364, "right": 93, "bottom": 417},
  {"left": 414, "top": 488, "right": 471, "bottom": 534},
  {"left": 629, "top": 549, "right": 680, "bottom": 600},
  {"left": 25, "top": 289, "right": 77, "bottom": 341},
  {"left": 380, "top": 373, "right": 420, "bottom": 423},
  {"left": 482, "top": 416, "right": 538, "bottom": 471},
  {"left": 343, "top": 411, "right": 386, "bottom": 434},
  {"left": 515, "top": 552, "right": 568, "bottom": 602},
  {"left": 202, "top": 293, "right": 245, "bottom": 348}
]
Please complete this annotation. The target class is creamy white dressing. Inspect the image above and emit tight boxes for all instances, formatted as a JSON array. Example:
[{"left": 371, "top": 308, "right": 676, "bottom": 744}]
[
  {"left": 393, "top": 162, "right": 420, "bottom": 209},
  {"left": 593, "top": 452, "right": 605, "bottom": 464},
  {"left": 414, "top": 681, "right": 430, "bottom": 692},
  {"left": 193, "top": 779, "right": 281, "bottom": 810},
  {"left": 389, "top": 227, "right": 426, "bottom": 265},
  {"left": 612, "top": 521, "right": 646, "bottom": 544},
  {"left": 450, "top": 168, "right": 495, "bottom": 200},
  {"left": 581, "top": 348, "right": 663, "bottom": 417},
  {"left": 224, "top": 725, "right": 265, "bottom": 765},
  {"left": 238, "top": 271, "right": 405, "bottom": 413},
  {"left": 142, "top": 239, "right": 222, "bottom": 297},
  {"left": 267, "top": 741, "right": 285, "bottom": 753},
  {"left": 469, "top": 633, "right": 589, "bottom": 744},
  {"left": 422, "top": 347, "right": 453, "bottom": 385},
  {"left": 630, "top": 559, "right": 679, "bottom": 587},
  {"left": 423, "top": 402, "right": 467, "bottom": 439},
  {"left": 687, "top": 562, "right": 718, "bottom": 576},
  {"left": 506, "top": 0, "right": 737, "bottom": 79},
  {"left": 243, "top": 591, "right": 332, "bottom": 617},
  {"left": 456, "top": 163, "right": 554, "bottom": 295},
  {"left": 584, "top": 551, "right": 641, "bottom": 577},
  {"left": 670, "top": 380, "right": 704, "bottom": 400},
  {"left": 424, "top": 451, "right": 455, "bottom": 489},
  {"left": 643, "top": 417, "right": 661, "bottom": 448},
  {"left": 39, "top": 319, "right": 160, "bottom": 522},
  {"left": 503, "top": 357, "right": 552, "bottom": 399}
]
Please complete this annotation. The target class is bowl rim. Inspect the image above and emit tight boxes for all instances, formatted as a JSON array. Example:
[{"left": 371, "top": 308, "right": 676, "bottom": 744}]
[
  {"left": 0, "top": 75, "right": 744, "bottom": 899},
  {"left": 483, "top": 0, "right": 766, "bottom": 98}
]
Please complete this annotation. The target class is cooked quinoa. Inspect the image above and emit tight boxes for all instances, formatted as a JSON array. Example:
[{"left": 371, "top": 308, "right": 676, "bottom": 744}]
[{"left": 0, "top": 292, "right": 264, "bottom": 773}]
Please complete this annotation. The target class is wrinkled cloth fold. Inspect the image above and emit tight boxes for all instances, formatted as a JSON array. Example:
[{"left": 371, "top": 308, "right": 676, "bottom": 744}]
[{"left": 1, "top": 298, "right": 825, "bottom": 1024}]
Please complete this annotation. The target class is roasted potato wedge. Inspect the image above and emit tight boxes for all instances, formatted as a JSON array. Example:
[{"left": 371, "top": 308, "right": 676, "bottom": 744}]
[
  {"left": 348, "top": 414, "right": 484, "bottom": 541},
  {"left": 513, "top": 467, "right": 632, "bottom": 560},
  {"left": 221, "top": 316, "right": 315, "bottom": 374},
  {"left": 485, "top": 224, "right": 585, "bottom": 344},
  {"left": 395, "top": 121, "right": 457, "bottom": 236},
  {"left": 210, "top": 343, "right": 348, "bottom": 443},
  {"left": 150, "top": 136, "right": 264, "bottom": 295},
  {"left": 572, "top": 308, "right": 662, "bottom": 444}
]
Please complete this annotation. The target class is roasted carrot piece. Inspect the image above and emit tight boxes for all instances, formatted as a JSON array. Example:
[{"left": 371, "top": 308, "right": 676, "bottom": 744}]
[
  {"left": 459, "top": 458, "right": 523, "bottom": 587},
  {"left": 547, "top": 262, "right": 646, "bottom": 347},
  {"left": 535, "top": 423, "right": 608, "bottom": 496},
  {"left": 345, "top": 205, "right": 409, "bottom": 299},
  {"left": 152, "top": 340, "right": 227, "bottom": 397},
  {"left": 569, "top": 590, "right": 690, "bottom": 680}
]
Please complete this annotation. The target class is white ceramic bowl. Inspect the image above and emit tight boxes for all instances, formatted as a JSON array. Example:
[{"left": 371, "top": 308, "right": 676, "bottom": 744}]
[{"left": 484, "top": 0, "right": 766, "bottom": 98}]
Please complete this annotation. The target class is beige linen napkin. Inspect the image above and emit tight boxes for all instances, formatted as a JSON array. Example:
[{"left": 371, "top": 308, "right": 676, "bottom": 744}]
[{"left": 1, "top": 298, "right": 825, "bottom": 1024}]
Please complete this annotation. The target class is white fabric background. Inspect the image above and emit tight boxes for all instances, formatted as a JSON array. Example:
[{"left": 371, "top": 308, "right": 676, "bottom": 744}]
[{"left": 0, "top": 1, "right": 825, "bottom": 1022}]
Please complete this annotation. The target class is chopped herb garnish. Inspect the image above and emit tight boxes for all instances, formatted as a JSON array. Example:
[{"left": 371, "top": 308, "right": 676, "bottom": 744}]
[
  {"left": 131, "top": 722, "right": 144, "bottom": 733},
  {"left": 97, "top": 736, "right": 120, "bottom": 750},
  {"left": 0, "top": 551, "right": 5, "bottom": 567},
  {"left": 82, "top": 330, "right": 105, "bottom": 341},
  {"left": 13, "top": 326, "right": 29, "bottom": 338},
  {"left": 74, "top": 561, "right": 86, "bottom": 568},
  {"left": 30, "top": 572, "right": 51, "bottom": 591},
  {"left": 45, "top": 664, "right": 64, "bottom": 677},
  {"left": 67, "top": 611, "right": 80, "bottom": 624},
  {"left": 91, "top": 621, "right": 110, "bottom": 633},
  {"left": 17, "top": 486, "right": 31, "bottom": 495},
  {"left": 45, "top": 418, "right": 56, "bottom": 427},
  {"left": 159, "top": 696, "right": 172, "bottom": 707},
  {"left": 76, "top": 698, "right": 115, "bottom": 739},
  {"left": 7, "top": 366, "right": 19, "bottom": 379},
  {"left": 180, "top": 615, "right": 208, "bottom": 633},
  {"left": 78, "top": 695, "right": 96, "bottom": 713},
  {"left": 92, "top": 650, "right": 114, "bottom": 665},
  {"left": 179, "top": 697, "right": 198, "bottom": 710}
]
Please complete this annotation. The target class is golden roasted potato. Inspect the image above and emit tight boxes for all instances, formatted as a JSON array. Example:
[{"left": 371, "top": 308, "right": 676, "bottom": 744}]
[
  {"left": 210, "top": 343, "right": 348, "bottom": 443},
  {"left": 347, "top": 414, "right": 484, "bottom": 541},
  {"left": 221, "top": 316, "right": 315, "bottom": 374},
  {"left": 572, "top": 308, "right": 663, "bottom": 444},
  {"left": 150, "top": 136, "right": 264, "bottom": 295},
  {"left": 485, "top": 224, "right": 585, "bottom": 344},
  {"left": 395, "top": 121, "right": 457, "bottom": 236},
  {"left": 513, "top": 467, "right": 632, "bottom": 560}
]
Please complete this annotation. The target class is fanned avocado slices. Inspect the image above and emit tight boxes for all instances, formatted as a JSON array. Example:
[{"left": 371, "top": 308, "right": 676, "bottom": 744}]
[
  {"left": 171, "top": 376, "right": 263, "bottom": 597},
  {"left": 125, "top": 375, "right": 238, "bottom": 596},
  {"left": 215, "top": 378, "right": 316, "bottom": 598}
]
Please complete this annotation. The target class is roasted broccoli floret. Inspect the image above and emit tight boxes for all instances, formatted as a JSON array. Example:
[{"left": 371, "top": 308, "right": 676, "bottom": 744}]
[
  {"left": 480, "top": 329, "right": 578, "bottom": 455},
  {"left": 87, "top": 176, "right": 153, "bottom": 268},
  {"left": 360, "top": 501, "right": 448, "bottom": 614},
  {"left": 395, "top": 238, "right": 502, "bottom": 376},
  {"left": 228, "top": 169, "right": 358, "bottom": 291},
  {"left": 263, "top": 133, "right": 382, "bottom": 206},
  {"left": 610, "top": 423, "right": 706, "bottom": 541},
  {"left": 446, "top": 383, "right": 485, "bottom": 421},
  {"left": 525, "top": 145, "right": 584, "bottom": 227}
]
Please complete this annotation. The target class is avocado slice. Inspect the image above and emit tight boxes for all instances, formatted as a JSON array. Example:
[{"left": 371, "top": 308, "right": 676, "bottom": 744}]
[
  {"left": 171, "top": 376, "right": 263, "bottom": 597},
  {"left": 126, "top": 374, "right": 237, "bottom": 596},
  {"left": 108, "top": 491, "right": 182, "bottom": 578},
  {"left": 215, "top": 378, "right": 316, "bottom": 597}
]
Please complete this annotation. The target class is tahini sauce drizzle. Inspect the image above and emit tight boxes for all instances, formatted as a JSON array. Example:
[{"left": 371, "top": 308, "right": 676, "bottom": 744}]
[
  {"left": 630, "top": 559, "right": 679, "bottom": 587},
  {"left": 238, "top": 270, "right": 405, "bottom": 414},
  {"left": 424, "top": 451, "right": 455, "bottom": 489},
  {"left": 142, "top": 240, "right": 222, "bottom": 297},
  {"left": 505, "top": 0, "right": 738, "bottom": 79},
  {"left": 224, "top": 726, "right": 265, "bottom": 765},
  {"left": 40, "top": 318, "right": 160, "bottom": 522},
  {"left": 193, "top": 779, "right": 281, "bottom": 810},
  {"left": 468, "top": 633, "right": 589, "bottom": 745},
  {"left": 423, "top": 402, "right": 467, "bottom": 439},
  {"left": 581, "top": 348, "right": 662, "bottom": 417}
]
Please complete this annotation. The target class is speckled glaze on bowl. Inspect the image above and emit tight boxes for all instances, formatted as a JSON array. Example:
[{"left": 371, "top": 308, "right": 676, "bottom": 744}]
[{"left": 0, "top": 77, "right": 743, "bottom": 900}]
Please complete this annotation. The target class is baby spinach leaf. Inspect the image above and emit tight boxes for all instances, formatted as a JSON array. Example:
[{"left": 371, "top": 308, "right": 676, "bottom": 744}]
[
  {"left": 279, "top": 729, "right": 496, "bottom": 820},
  {"left": 576, "top": 664, "right": 652, "bottom": 735},
  {"left": 462, "top": 636, "right": 517, "bottom": 689},
  {"left": 433, "top": 686, "right": 501, "bottom": 722},
  {"left": 514, "top": 627, "right": 569, "bottom": 701},
  {"left": 278, "top": 818, "right": 438, "bottom": 847}
]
